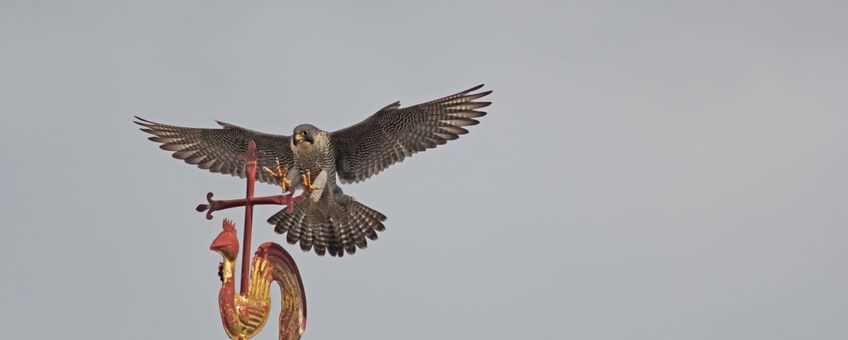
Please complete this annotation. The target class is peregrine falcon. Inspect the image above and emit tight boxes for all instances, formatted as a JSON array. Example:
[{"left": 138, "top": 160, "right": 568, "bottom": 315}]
[{"left": 135, "top": 85, "right": 491, "bottom": 257}]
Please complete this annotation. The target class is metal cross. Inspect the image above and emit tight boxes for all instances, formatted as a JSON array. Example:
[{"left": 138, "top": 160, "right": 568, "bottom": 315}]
[{"left": 195, "top": 140, "right": 304, "bottom": 295}]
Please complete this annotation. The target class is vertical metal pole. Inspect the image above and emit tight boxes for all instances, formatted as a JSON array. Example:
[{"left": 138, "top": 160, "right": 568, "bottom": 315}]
[{"left": 240, "top": 141, "right": 257, "bottom": 296}]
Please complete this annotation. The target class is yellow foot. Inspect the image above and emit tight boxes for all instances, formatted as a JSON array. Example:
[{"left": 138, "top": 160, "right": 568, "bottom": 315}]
[
  {"left": 301, "top": 170, "right": 322, "bottom": 192},
  {"left": 263, "top": 159, "right": 290, "bottom": 192}
]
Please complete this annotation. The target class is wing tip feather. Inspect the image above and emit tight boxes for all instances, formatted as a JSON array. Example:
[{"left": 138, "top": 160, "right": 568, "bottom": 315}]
[{"left": 133, "top": 115, "right": 153, "bottom": 124}]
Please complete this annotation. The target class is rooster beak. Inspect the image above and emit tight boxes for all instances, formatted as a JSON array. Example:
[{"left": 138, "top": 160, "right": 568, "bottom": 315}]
[{"left": 210, "top": 238, "right": 228, "bottom": 252}]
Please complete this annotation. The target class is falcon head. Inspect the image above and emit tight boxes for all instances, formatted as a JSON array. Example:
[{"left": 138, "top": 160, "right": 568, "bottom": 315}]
[{"left": 292, "top": 124, "right": 318, "bottom": 146}]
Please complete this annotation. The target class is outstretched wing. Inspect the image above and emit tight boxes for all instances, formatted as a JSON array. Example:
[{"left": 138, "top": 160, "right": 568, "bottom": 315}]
[
  {"left": 134, "top": 116, "right": 294, "bottom": 185},
  {"left": 331, "top": 84, "right": 491, "bottom": 184}
]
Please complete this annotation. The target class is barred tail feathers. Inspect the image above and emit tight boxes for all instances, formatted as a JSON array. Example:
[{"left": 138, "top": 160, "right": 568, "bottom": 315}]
[{"left": 268, "top": 195, "right": 386, "bottom": 257}]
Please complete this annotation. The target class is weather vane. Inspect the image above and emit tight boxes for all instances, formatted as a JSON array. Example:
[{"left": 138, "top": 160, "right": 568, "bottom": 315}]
[
  {"left": 196, "top": 141, "right": 308, "bottom": 339},
  {"left": 135, "top": 84, "right": 491, "bottom": 338}
]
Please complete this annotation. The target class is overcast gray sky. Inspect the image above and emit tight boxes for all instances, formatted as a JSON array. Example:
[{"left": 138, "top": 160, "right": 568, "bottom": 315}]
[{"left": 1, "top": 1, "right": 847, "bottom": 339}]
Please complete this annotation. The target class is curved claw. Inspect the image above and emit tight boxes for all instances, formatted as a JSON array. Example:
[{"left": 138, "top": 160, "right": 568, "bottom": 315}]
[
  {"left": 263, "top": 159, "right": 290, "bottom": 193},
  {"left": 300, "top": 170, "right": 322, "bottom": 193}
]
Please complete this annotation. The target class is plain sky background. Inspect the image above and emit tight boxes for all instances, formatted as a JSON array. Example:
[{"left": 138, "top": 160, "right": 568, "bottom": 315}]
[{"left": 1, "top": 1, "right": 846, "bottom": 339}]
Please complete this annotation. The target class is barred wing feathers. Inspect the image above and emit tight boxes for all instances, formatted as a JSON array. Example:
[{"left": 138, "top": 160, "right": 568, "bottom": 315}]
[
  {"left": 331, "top": 84, "right": 491, "bottom": 184},
  {"left": 134, "top": 116, "right": 295, "bottom": 185}
]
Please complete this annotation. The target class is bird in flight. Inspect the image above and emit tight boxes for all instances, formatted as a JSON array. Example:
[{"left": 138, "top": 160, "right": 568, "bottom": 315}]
[{"left": 136, "top": 84, "right": 491, "bottom": 257}]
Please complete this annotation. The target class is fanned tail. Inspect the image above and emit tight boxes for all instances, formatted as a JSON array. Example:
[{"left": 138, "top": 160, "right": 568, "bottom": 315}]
[{"left": 268, "top": 195, "right": 386, "bottom": 257}]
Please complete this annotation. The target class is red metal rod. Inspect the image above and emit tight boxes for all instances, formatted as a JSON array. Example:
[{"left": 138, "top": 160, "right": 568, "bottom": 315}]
[
  {"left": 197, "top": 140, "right": 310, "bottom": 339},
  {"left": 196, "top": 191, "right": 304, "bottom": 220},
  {"left": 239, "top": 141, "right": 259, "bottom": 296},
  {"left": 195, "top": 140, "right": 306, "bottom": 295}
]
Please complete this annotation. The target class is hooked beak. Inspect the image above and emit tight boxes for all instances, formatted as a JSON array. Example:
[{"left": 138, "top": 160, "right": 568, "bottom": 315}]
[{"left": 293, "top": 131, "right": 312, "bottom": 145}]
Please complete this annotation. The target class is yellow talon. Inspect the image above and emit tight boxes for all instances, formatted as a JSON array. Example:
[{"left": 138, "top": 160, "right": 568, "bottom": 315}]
[
  {"left": 301, "top": 170, "right": 321, "bottom": 192},
  {"left": 263, "top": 159, "right": 289, "bottom": 192}
]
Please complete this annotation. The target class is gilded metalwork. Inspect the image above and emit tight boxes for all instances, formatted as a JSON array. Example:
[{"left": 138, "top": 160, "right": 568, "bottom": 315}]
[
  {"left": 198, "top": 141, "right": 307, "bottom": 340},
  {"left": 212, "top": 219, "right": 307, "bottom": 340}
]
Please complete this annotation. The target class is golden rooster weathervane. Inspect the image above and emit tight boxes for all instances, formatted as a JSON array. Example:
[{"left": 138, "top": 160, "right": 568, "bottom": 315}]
[{"left": 197, "top": 141, "right": 308, "bottom": 339}]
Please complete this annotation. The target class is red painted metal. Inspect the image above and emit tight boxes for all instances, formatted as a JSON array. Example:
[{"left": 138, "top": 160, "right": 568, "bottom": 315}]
[
  {"left": 199, "top": 140, "right": 308, "bottom": 339},
  {"left": 212, "top": 219, "right": 307, "bottom": 340},
  {"left": 196, "top": 190, "right": 301, "bottom": 220},
  {"left": 194, "top": 141, "right": 304, "bottom": 297},
  {"left": 238, "top": 143, "right": 258, "bottom": 295}
]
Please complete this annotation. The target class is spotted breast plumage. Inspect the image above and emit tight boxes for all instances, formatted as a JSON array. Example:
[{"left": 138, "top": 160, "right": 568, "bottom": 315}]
[{"left": 136, "top": 84, "right": 491, "bottom": 257}]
